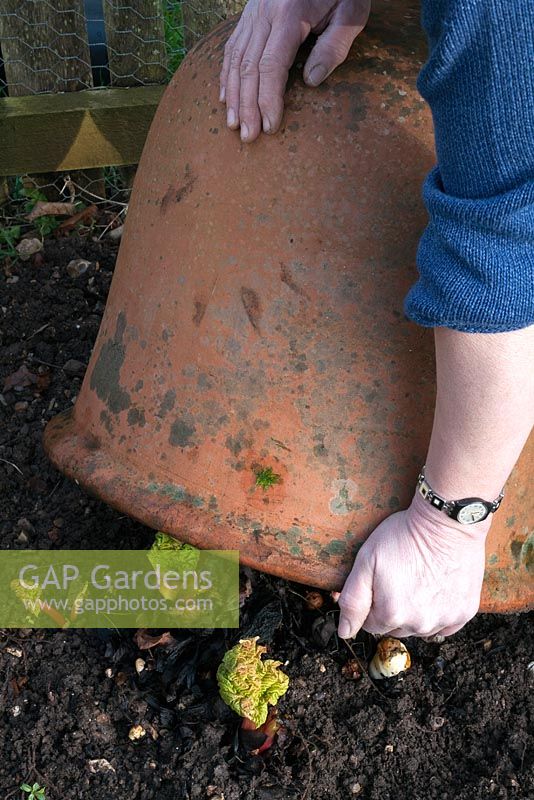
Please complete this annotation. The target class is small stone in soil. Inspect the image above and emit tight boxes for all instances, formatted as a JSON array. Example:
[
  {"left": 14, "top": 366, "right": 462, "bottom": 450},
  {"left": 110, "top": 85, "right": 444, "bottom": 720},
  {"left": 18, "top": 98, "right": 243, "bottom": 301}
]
[
  {"left": 66, "top": 258, "right": 91, "bottom": 278},
  {"left": 16, "top": 238, "right": 42, "bottom": 261},
  {"left": 17, "top": 517, "right": 34, "bottom": 533},
  {"left": 128, "top": 724, "right": 146, "bottom": 741},
  {"left": 206, "top": 787, "right": 225, "bottom": 800},
  {"left": 88, "top": 758, "right": 115, "bottom": 774},
  {"left": 63, "top": 359, "right": 86, "bottom": 377}
]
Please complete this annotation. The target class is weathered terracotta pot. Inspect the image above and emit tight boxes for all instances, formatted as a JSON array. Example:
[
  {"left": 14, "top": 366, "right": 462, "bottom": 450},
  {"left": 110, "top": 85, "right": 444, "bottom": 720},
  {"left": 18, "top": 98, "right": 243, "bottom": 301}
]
[{"left": 44, "top": 2, "right": 533, "bottom": 612}]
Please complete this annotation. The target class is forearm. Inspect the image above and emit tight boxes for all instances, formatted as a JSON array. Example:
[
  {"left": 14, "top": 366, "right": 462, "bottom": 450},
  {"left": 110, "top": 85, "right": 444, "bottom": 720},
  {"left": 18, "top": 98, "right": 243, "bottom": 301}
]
[{"left": 425, "top": 325, "right": 534, "bottom": 501}]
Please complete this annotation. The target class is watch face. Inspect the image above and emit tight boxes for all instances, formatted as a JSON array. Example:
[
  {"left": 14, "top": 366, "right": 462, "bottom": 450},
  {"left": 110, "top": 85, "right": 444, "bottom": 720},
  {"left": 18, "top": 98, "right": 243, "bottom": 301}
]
[{"left": 457, "top": 502, "right": 488, "bottom": 525}]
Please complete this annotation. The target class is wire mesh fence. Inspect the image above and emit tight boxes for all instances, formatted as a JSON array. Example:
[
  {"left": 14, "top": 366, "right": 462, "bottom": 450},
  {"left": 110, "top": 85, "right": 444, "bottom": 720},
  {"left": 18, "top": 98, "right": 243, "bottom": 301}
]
[
  {"left": 0, "top": 0, "right": 245, "bottom": 249},
  {"left": 0, "top": 0, "right": 244, "bottom": 96},
  {"left": 0, "top": 170, "right": 131, "bottom": 263}
]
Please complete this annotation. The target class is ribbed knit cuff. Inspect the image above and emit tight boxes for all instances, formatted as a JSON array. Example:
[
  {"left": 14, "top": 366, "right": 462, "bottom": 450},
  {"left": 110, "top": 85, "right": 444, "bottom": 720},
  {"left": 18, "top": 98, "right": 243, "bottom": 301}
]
[{"left": 404, "top": 168, "right": 534, "bottom": 333}]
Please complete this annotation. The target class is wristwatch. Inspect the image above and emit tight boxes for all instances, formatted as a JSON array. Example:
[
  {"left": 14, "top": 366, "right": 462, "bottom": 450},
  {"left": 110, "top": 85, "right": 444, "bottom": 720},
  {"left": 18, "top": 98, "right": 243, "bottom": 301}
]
[{"left": 416, "top": 466, "right": 504, "bottom": 524}]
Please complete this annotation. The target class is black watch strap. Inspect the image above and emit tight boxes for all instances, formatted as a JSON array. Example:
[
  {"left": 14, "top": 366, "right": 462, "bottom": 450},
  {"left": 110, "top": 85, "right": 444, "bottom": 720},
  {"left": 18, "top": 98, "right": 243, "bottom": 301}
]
[{"left": 416, "top": 466, "right": 504, "bottom": 524}]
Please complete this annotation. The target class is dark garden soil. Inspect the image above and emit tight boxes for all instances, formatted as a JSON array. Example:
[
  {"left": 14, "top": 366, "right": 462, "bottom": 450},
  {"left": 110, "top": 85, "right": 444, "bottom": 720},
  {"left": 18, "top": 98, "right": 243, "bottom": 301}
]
[{"left": 1, "top": 233, "right": 533, "bottom": 800}]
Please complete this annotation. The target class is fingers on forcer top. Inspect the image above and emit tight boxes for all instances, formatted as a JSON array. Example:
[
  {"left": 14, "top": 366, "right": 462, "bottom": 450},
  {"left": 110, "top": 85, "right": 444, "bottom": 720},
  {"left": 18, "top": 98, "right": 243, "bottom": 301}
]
[
  {"left": 257, "top": 20, "right": 305, "bottom": 136},
  {"left": 303, "top": 1, "right": 370, "bottom": 87},
  {"left": 238, "top": 19, "right": 272, "bottom": 142},
  {"left": 220, "top": 18, "right": 245, "bottom": 103},
  {"left": 220, "top": 14, "right": 304, "bottom": 141},
  {"left": 223, "top": 22, "right": 253, "bottom": 130}
]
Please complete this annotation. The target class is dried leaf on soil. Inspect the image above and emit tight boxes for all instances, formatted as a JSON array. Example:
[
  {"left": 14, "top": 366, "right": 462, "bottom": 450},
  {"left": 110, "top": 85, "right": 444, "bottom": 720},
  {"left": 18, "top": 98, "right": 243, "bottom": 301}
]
[
  {"left": 134, "top": 629, "right": 175, "bottom": 650},
  {"left": 3, "top": 364, "right": 38, "bottom": 392},
  {"left": 56, "top": 204, "right": 98, "bottom": 234},
  {"left": 27, "top": 201, "right": 76, "bottom": 221},
  {"left": 311, "top": 616, "right": 337, "bottom": 648}
]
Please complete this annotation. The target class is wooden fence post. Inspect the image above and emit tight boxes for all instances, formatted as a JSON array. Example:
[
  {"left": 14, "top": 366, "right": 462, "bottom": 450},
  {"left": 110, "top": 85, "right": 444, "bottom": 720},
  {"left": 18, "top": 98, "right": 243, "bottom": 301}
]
[
  {"left": 182, "top": 0, "right": 246, "bottom": 50},
  {"left": 0, "top": 0, "right": 247, "bottom": 185},
  {"left": 0, "top": 0, "right": 104, "bottom": 195},
  {"left": 103, "top": 0, "right": 167, "bottom": 87},
  {"left": 102, "top": 0, "right": 168, "bottom": 188},
  {"left": 0, "top": 0, "right": 92, "bottom": 95}
]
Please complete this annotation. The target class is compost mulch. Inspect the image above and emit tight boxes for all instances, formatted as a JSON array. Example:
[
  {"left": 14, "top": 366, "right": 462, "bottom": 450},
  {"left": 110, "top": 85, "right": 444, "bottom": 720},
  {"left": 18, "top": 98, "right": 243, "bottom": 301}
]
[{"left": 1, "top": 234, "right": 533, "bottom": 800}]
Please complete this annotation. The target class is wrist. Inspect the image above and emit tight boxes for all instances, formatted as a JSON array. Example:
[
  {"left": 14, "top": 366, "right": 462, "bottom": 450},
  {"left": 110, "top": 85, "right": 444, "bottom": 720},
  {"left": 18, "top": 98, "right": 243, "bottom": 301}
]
[
  {"left": 423, "top": 460, "right": 507, "bottom": 502},
  {"left": 407, "top": 488, "right": 493, "bottom": 538},
  {"left": 417, "top": 465, "right": 504, "bottom": 525}
]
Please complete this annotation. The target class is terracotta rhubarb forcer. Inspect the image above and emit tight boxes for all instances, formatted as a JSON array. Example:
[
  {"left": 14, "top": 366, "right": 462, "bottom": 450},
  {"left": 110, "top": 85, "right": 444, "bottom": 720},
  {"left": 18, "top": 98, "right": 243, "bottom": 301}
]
[{"left": 44, "top": 1, "right": 533, "bottom": 612}]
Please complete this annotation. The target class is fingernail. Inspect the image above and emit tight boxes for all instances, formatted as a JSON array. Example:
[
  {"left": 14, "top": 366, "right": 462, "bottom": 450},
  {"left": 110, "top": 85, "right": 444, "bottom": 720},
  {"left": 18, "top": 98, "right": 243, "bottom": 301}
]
[
  {"left": 219, "top": 86, "right": 226, "bottom": 102},
  {"left": 240, "top": 123, "right": 249, "bottom": 141},
  {"left": 227, "top": 108, "right": 236, "bottom": 127},
  {"left": 262, "top": 115, "right": 271, "bottom": 133},
  {"left": 307, "top": 64, "right": 328, "bottom": 86},
  {"left": 338, "top": 616, "right": 352, "bottom": 639}
]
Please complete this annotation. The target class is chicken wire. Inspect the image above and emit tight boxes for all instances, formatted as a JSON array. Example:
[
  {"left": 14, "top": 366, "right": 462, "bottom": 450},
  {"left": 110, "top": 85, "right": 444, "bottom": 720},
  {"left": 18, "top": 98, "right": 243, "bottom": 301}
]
[
  {"left": 0, "top": 0, "right": 243, "bottom": 234},
  {"left": 0, "top": 0, "right": 240, "bottom": 96},
  {"left": 0, "top": 171, "right": 131, "bottom": 252}
]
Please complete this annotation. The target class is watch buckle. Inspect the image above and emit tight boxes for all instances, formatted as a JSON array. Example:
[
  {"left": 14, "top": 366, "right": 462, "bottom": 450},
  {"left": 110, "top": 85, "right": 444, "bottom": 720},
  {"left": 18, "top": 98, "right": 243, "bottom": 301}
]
[{"left": 492, "top": 491, "right": 505, "bottom": 512}]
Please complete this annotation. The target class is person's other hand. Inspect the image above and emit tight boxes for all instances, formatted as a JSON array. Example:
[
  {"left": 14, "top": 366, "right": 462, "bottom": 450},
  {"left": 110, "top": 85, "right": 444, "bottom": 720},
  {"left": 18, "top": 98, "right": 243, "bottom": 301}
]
[
  {"left": 219, "top": 0, "right": 371, "bottom": 142},
  {"left": 333, "top": 491, "right": 491, "bottom": 639}
]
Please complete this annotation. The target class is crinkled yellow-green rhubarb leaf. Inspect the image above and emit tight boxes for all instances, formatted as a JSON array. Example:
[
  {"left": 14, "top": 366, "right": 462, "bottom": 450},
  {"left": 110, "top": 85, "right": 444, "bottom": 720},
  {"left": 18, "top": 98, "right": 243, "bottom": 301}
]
[
  {"left": 217, "top": 636, "right": 289, "bottom": 728},
  {"left": 148, "top": 531, "right": 199, "bottom": 572}
]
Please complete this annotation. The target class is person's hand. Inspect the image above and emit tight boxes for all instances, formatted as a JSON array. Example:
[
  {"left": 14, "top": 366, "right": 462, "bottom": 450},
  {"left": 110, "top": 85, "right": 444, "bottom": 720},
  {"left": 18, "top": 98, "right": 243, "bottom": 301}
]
[
  {"left": 334, "top": 491, "right": 492, "bottom": 639},
  {"left": 219, "top": 0, "right": 371, "bottom": 142}
]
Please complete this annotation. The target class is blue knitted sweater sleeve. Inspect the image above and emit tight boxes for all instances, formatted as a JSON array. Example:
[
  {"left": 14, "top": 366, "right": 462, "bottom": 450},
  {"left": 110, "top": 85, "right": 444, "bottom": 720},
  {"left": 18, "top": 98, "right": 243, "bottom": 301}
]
[{"left": 404, "top": 0, "right": 534, "bottom": 333}]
